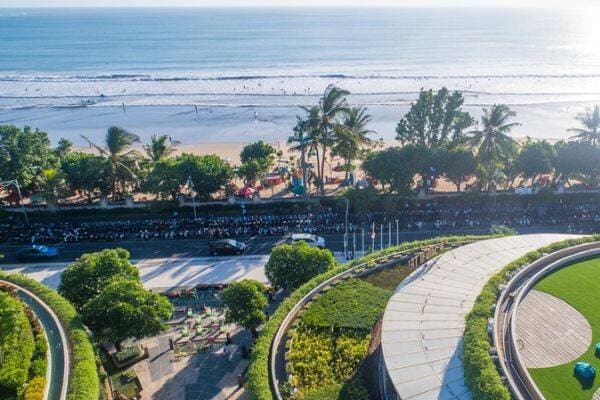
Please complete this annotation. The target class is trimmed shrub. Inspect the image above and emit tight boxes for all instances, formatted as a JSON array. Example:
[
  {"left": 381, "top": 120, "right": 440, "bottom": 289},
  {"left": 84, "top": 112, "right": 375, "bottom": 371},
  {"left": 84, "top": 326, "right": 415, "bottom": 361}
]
[
  {"left": 246, "top": 234, "right": 498, "bottom": 400},
  {"left": 0, "top": 273, "right": 100, "bottom": 400},
  {"left": 114, "top": 346, "right": 142, "bottom": 364},
  {"left": 22, "top": 376, "right": 45, "bottom": 400},
  {"left": 463, "top": 235, "right": 600, "bottom": 400}
]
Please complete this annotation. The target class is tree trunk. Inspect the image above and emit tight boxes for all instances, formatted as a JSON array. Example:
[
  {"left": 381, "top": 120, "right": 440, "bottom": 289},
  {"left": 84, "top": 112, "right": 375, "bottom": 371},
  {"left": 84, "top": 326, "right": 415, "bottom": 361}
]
[
  {"left": 455, "top": 181, "right": 461, "bottom": 192},
  {"left": 301, "top": 147, "right": 308, "bottom": 198},
  {"left": 250, "top": 327, "right": 258, "bottom": 339}
]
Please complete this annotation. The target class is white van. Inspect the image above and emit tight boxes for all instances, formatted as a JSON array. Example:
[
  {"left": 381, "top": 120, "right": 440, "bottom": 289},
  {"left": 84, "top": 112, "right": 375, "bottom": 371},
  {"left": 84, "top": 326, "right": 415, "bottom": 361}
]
[{"left": 290, "top": 233, "right": 326, "bottom": 249}]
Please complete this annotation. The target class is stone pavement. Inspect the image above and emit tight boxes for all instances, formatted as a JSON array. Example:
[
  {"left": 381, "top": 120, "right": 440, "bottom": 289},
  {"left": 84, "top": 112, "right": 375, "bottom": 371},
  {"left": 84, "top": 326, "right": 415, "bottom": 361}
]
[{"left": 134, "top": 328, "right": 252, "bottom": 400}]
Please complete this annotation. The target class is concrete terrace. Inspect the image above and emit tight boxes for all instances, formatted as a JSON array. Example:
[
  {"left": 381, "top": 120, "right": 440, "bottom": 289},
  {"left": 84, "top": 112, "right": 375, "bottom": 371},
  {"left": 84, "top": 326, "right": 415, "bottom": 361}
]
[{"left": 380, "top": 234, "right": 580, "bottom": 400}]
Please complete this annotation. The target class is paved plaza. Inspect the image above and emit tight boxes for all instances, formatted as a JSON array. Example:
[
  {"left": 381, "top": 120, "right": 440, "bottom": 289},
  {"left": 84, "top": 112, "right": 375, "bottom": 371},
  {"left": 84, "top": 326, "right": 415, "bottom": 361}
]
[{"left": 380, "top": 234, "right": 580, "bottom": 400}]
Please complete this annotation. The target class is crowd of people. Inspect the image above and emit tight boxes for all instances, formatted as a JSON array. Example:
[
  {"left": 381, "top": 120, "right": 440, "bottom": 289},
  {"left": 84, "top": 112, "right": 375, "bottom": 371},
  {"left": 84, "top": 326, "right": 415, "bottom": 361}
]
[{"left": 1, "top": 198, "right": 599, "bottom": 245}]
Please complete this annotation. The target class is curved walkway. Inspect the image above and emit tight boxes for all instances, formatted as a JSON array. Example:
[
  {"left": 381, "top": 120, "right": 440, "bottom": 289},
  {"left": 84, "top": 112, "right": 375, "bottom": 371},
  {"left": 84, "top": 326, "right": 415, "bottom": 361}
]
[
  {"left": 0, "top": 280, "right": 70, "bottom": 400},
  {"left": 380, "top": 234, "right": 579, "bottom": 400}
]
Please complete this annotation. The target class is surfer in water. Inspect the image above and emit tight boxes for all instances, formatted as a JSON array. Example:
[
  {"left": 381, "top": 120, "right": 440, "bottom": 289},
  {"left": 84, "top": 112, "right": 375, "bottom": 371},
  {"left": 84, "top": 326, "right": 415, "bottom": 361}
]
[
  {"left": 254, "top": 111, "right": 258, "bottom": 124},
  {"left": 122, "top": 102, "right": 126, "bottom": 113}
]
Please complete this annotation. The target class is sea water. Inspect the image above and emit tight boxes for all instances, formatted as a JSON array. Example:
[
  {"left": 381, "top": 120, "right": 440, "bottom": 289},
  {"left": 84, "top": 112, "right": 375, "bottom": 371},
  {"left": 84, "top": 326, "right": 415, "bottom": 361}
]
[{"left": 0, "top": 7, "right": 599, "bottom": 143}]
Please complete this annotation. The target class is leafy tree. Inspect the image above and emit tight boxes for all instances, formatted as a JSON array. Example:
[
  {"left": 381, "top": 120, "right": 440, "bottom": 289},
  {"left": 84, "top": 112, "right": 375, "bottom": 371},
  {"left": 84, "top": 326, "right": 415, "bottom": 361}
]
[
  {"left": 569, "top": 105, "right": 600, "bottom": 146},
  {"left": 0, "top": 125, "right": 57, "bottom": 191},
  {"left": 82, "top": 126, "right": 140, "bottom": 199},
  {"left": 140, "top": 158, "right": 180, "bottom": 199},
  {"left": 395, "top": 88, "right": 474, "bottom": 148},
  {"left": 332, "top": 106, "right": 374, "bottom": 180},
  {"left": 362, "top": 146, "right": 419, "bottom": 194},
  {"left": 469, "top": 104, "right": 520, "bottom": 176},
  {"left": 54, "top": 137, "right": 73, "bottom": 161},
  {"left": 265, "top": 242, "right": 336, "bottom": 290},
  {"left": 58, "top": 248, "right": 139, "bottom": 311},
  {"left": 61, "top": 152, "right": 105, "bottom": 200},
  {"left": 238, "top": 141, "right": 276, "bottom": 184},
  {"left": 82, "top": 278, "right": 172, "bottom": 348},
  {"left": 516, "top": 140, "right": 556, "bottom": 185},
  {"left": 555, "top": 141, "right": 600, "bottom": 186},
  {"left": 176, "top": 153, "right": 233, "bottom": 200},
  {"left": 144, "top": 133, "right": 180, "bottom": 162},
  {"left": 441, "top": 147, "right": 477, "bottom": 192},
  {"left": 221, "top": 280, "right": 268, "bottom": 338},
  {"left": 38, "top": 168, "right": 68, "bottom": 205}
]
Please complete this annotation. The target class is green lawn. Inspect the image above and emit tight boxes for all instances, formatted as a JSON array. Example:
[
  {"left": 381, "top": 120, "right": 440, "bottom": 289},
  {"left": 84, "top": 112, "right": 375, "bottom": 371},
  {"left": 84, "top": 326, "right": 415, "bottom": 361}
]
[{"left": 529, "top": 257, "right": 600, "bottom": 400}]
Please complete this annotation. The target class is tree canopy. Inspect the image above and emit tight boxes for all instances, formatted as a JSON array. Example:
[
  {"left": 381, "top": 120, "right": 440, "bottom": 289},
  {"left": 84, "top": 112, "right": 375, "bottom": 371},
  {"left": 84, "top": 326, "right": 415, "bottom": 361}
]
[
  {"left": 238, "top": 141, "right": 277, "bottom": 184},
  {"left": 221, "top": 279, "right": 268, "bottom": 337},
  {"left": 396, "top": 88, "right": 474, "bottom": 148},
  {"left": 82, "top": 278, "right": 172, "bottom": 346},
  {"left": 265, "top": 242, "right": 336, "bottom": 290},
  {"left": 58, "top": 248, "right": 139, "bottom": 311}
]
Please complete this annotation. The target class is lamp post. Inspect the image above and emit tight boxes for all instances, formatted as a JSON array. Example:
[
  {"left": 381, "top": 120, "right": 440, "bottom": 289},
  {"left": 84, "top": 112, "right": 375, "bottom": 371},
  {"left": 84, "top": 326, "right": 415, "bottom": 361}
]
[{"left": 395, "top": 219, "right": 399, "bottom": 245}]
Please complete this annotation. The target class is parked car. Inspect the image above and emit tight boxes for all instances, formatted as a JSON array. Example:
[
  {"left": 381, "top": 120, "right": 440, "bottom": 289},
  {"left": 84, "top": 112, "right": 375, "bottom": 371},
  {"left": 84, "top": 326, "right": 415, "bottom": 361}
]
[
  {"left": 290, "top": 233, "right": 326, "bottom": 249},
  {"left": 17, "top": 245, "right": 59, "bottom": 261},
  {"left": 208, "top": 239, "right": 247, "bottom": 256}
]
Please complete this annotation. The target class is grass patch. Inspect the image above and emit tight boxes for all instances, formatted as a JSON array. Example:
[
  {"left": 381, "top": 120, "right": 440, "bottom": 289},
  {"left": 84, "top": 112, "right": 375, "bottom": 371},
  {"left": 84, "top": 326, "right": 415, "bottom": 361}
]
[
  {"left": 528, "top": 257, "right": 600, "bottom": 400},
  {"left": 300, "top": 279, "right": 391, "bottom": 331}
]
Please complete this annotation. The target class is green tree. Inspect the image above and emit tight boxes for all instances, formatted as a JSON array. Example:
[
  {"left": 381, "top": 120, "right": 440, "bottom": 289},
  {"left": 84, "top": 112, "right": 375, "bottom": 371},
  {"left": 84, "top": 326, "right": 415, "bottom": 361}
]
[
  {"left": 61, "top": 152, "right": 105, "bottom": 201},
  {"left": 221, "top": 280, "right": 268, "bottom": 338},
  {"left": 238, "top": 141, "right": 276, "bottom": 185},
  {"left": 332, "top": 106, "right": 374, "bottom": 180},
  {"left": 82, "top": 126, "right": 140, "bottom": 199},
  {"left": 265, "top": 242, "right": 336, "bottom": 290},
  {"left": 54, "top": 138, "right": 73, "bottom": 161},
  {"left": 58, "top": 248, "right": 139, "bottom": 311},
  {"left": 176, "top": 153, "right": 233, "bottom": 200},
  {"left": 82, "top": 278, "right": 172, "bottom": 348},
  {"left": 362, "top": 146, "right": 419, "bottom": 194},
  {"left": 468, "top": 104, "right": 520, "bottom": 180},
  {"left": 38, "top": 168, "right": 68, "bottom": 206},
  {"left": 0, "top": 125, "right": 57, "bottom": 191},
  {"left": 144, "top": 134, "right": 180, "bottom": 162},
  {"left": 555, "top": 141, "right": 600, "bottom": 186},
  {"left": 569, "top": 105, "right": 600, "bottom": 146},
  {"left": 516, "top": 140, "right": 556, "bottom": 185},
  {"left": 441, "top": 147, "right": 477, "bottom": 192},
  {"left": 140, "top": 158, "right": 180, "bottom": 199},
  {"left": 395, "top": 88, "right": 474, "bottom": 148}
]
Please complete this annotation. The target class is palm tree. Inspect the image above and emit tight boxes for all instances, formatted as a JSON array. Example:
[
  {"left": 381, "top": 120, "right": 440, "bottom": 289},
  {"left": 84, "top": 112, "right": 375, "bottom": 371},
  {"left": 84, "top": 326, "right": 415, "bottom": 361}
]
[
  {"left": 288, "top": 116, "right": 312, "bottom": 195},
  {"left": 469, "top": 104, "right": 520, "bottom": 175},
  {"left": 144, "top": 134, "right": 181, "bottom": 162},
  {"left": 82, "top": 126, "right": 140, "bottom": 200},
  {"left": 569, "top": 105, "right": 600, "bottom": 146},
  {"left": 302, "top": 84, "right": 350, "bottom": 194},
  {"left": 38, "top": 168, "right": 67, "bottom": 206},
  {"left": 333, "top": 106, "right": 374, "bottom": 180}
]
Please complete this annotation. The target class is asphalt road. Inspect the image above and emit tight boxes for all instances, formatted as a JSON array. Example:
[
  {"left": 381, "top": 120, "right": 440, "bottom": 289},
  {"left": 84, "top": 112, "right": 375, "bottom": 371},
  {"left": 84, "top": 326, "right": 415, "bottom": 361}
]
[{"left": 0, "top": 224, "right": 595, "bottom": 265}]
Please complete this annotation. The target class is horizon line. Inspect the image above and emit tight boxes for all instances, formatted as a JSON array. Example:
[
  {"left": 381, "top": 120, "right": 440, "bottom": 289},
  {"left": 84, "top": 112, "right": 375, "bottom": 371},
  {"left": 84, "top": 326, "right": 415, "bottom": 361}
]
[{"left": 0, "top": 4, "right": 588, "bottom": 8}]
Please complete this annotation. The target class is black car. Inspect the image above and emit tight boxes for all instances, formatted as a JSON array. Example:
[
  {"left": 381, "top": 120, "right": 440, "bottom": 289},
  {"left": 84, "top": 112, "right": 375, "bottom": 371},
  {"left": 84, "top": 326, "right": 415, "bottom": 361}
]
[{"left": 208, "top": 239, "right": 246, "bottom": 256}]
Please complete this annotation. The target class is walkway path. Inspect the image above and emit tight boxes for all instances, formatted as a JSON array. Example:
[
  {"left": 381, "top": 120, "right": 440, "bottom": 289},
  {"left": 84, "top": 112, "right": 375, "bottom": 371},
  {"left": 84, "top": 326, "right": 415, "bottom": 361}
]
[{"left": 380, "top": 234, "right": 579, "bottom": 400}]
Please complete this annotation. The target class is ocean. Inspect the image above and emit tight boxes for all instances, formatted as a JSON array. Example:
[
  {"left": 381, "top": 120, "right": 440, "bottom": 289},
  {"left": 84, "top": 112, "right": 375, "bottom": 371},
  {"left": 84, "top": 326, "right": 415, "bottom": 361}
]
[{"left": 0, "top": 7, "right": 599, "bottom": 144}]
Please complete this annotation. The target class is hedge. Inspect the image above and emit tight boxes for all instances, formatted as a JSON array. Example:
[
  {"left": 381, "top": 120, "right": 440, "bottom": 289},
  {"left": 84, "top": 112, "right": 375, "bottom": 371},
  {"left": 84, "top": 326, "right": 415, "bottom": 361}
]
[
  {"left": 0, "top": 273, "right": 100, "bottom": 400},
  {"left": 0, "top": 291, "right": 35, "bottom": 394},
  {"left": 462, "top": 234, "right": 600, "bottom": 400},
  {"left": 245, "top": 234, "right": 500, "bottom": 400}
]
